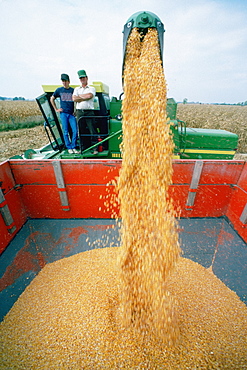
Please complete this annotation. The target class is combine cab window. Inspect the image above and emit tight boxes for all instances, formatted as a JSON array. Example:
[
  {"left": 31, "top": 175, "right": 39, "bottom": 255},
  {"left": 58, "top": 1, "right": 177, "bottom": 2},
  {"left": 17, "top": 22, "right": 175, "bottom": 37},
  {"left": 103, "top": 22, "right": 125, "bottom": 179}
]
[
  {"left": 38, "top": 95, "right": 58, "bottom": 126},
  {"left": 103, "top": 94, "right": 110, "bottom": 111},
  {"left": 36, "top": 93, "right": 64, "bottom": 151},
  {"left": 94, "top": 96, "right": 100, "bottom": 110},
  {"left": 53, "top": 99, "right": 62, "bottom": 123}
]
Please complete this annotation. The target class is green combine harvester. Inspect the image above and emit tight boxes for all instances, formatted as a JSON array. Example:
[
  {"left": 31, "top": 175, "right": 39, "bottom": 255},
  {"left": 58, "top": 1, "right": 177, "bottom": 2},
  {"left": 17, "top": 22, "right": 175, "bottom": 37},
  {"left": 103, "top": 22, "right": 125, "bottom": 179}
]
[{"left": 13, "top": 11, "right": 238, "bottom": 161}]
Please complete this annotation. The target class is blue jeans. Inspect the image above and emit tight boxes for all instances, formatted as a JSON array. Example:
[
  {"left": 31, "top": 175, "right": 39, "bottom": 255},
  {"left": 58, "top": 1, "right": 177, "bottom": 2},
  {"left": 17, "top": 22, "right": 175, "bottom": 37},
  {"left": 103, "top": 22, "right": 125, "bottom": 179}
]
[{"left": 60, "top": 112, "right": 78, "bottom": 149}]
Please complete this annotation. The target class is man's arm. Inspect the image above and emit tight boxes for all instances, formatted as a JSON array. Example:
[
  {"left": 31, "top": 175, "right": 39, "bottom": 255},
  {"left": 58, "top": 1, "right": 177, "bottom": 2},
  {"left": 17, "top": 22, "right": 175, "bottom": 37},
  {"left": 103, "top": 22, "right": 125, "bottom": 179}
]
[
  {"left": 50, "top": 96, "right": 63, "bottom": 112},
  {"left": 72, "top": 92, "right": 93, "bottom": 102}
]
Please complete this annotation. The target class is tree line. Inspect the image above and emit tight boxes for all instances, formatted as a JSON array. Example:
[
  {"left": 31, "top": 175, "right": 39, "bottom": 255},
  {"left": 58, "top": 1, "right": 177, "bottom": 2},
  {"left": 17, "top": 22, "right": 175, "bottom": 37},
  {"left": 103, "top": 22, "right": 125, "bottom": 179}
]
[
  {"left": 182, "top": 98, "right": 247, "bottom": 105},
  {"left": 0, "top": 96, "right": 25, "bottom": 101}
]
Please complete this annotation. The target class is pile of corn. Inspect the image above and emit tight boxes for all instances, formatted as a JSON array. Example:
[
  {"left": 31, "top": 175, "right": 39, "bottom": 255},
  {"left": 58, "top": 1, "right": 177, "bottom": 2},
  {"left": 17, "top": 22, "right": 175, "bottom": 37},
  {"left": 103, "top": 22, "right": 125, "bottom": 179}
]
[
  {"left": 0, "top": 248, "right": 247, "bottom": 369},
  {"left": 117, "top": 28, "right": 180, "bottom": 344}
]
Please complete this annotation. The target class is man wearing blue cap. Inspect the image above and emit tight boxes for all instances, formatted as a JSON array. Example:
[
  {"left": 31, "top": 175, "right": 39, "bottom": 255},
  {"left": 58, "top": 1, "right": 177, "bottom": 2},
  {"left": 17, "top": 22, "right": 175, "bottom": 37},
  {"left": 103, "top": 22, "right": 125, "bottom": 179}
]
[
  {"left": 50, "top": 73, "right": 79, "bottom": 154},
  {"left": 73, "top": 70, "right": 97, "bottom": 154}
]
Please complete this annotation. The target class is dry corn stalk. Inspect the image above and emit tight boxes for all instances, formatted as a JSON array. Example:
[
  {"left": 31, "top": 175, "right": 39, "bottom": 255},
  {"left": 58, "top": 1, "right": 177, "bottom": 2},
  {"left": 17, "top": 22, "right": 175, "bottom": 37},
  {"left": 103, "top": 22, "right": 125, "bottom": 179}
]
[
  {"left": 177, "top": 103, "right": 247, "bottom": 153},
  {"left": 0, "top": 101, "right": 41, "bottom": 122}
]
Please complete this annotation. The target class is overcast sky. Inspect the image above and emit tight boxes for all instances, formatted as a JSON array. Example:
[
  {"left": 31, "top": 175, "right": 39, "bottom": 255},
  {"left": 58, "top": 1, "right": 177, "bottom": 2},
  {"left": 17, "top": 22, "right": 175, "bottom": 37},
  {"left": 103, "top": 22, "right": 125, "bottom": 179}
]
[{"left": 0, "top": 0, "right": 246, "bottom": 103}]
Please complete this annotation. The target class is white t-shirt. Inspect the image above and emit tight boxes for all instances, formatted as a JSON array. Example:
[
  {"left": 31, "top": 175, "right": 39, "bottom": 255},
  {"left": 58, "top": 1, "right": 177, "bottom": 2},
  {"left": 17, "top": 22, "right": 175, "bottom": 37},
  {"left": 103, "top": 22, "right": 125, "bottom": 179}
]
[{"left": 73, "top": 85, "right": 96, "bottom": 110}]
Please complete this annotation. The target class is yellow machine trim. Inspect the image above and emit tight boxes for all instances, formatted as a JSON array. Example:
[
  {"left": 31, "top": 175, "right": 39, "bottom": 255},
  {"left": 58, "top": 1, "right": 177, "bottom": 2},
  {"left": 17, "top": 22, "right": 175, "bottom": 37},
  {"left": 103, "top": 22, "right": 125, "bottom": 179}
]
[
  {"left": 42, "top": 81, "right": 109, "bottom": 94},
  {"left": 92, "top": 81, "right": 109, "bottom": 94},
  {"left": 183, "top": 149, "right": 236, "bottom": 155},
  {"left": 111, "top": 153, "right": 122, "bottom": 158}
]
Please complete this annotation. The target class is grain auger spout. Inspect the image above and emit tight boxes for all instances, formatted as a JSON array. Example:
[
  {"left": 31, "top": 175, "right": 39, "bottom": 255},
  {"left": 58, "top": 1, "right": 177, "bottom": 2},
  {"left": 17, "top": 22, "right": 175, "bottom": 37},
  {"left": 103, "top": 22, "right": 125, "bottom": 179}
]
[{"left": 122, "top": 11, "right": 165, "bottom": 75}]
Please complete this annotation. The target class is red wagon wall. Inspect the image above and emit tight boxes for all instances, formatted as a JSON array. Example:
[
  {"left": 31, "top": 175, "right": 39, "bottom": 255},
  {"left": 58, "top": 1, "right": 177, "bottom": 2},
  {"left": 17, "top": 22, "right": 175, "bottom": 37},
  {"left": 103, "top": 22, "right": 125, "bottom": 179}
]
[{"left": 0, "top": 159, "right": 246, "bottom": 254}]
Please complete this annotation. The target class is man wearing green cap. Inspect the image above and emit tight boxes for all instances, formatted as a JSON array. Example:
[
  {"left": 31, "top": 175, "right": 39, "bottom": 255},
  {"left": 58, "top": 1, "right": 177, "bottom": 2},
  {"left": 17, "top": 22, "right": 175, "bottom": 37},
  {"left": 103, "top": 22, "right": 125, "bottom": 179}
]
[
  {"left": 73, "top": 70, "right": 97, "bottom": 154},
  {"left": 50, "top": 73, "right": 79, "bottom": 154}
]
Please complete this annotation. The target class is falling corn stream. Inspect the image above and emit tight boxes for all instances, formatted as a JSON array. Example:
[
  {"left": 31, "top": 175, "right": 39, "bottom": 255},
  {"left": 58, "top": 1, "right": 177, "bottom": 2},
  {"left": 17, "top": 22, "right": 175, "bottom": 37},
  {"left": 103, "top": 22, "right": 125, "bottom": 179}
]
[{"left": 118, "top": 27, "right": 180, "bottom": 343}]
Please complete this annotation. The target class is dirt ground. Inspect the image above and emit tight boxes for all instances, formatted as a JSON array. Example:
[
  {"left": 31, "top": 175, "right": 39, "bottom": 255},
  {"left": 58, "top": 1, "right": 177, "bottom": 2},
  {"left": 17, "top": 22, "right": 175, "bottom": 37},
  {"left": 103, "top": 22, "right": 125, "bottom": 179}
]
[{"left": 0, "top": 125, "right": 47, "bottom": 163}]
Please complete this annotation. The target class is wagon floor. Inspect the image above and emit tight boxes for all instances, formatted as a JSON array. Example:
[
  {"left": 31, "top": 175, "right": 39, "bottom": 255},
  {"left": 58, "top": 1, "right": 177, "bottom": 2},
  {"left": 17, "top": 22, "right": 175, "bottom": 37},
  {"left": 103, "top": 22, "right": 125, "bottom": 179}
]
[{"left": 0, "top": 217, "right": 246, "bottom": 321}]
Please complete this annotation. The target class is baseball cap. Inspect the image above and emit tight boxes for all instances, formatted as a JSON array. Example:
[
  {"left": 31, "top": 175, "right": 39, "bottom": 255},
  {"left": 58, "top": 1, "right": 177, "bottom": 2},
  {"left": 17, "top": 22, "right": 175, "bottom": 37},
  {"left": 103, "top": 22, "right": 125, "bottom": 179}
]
[
  {"left": 77, "top": 70, "right": 87, "bottom": 78},
  {"left": 61, "top": 73, "right": 70, "bottom": 81}
]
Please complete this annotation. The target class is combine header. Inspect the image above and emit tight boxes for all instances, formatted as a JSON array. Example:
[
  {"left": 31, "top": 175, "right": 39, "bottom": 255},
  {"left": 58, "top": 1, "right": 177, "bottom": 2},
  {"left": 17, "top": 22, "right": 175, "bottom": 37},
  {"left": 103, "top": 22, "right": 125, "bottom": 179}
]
[{"left": 0, "top": 11, "right": 246, "bottom": 326}]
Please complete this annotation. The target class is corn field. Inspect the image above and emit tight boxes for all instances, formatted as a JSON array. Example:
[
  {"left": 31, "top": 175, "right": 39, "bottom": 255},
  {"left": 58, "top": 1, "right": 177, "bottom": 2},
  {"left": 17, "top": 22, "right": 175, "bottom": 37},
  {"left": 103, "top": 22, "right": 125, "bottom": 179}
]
[
  {"left": 177, "top": 103, "right": 247, "bottom": 153},
  {"left": 0, "top": 101, "right": 41, "bottom": 121},
  {"left": 0, "top": 101, "right": 46, "bottom": 162}
]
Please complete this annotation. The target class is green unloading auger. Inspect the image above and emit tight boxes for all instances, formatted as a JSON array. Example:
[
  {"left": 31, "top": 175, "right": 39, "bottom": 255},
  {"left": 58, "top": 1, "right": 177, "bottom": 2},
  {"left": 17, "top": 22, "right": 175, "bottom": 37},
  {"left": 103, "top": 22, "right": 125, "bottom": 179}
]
[{"left": 122, "top": 11, "right": 165, "bottom": 76}]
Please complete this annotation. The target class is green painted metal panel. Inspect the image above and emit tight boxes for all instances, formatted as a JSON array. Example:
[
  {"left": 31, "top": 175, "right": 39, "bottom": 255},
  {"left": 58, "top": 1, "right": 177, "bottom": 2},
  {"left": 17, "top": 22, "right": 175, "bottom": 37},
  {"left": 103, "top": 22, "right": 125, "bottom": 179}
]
[
  {"left": 167, "top": 98, "right": 177, "bottom": 120},
  {"left": 182, "top": 128, "right": 238, "bottom": 150},
  {"left": 110, "top": 101, "right": 122, "bottom": 118},
  {"left": 170, "top": 121, "right": 180, "bottom": 152},
  {"left": 180, "top": 152, "right": 235, "bottom": 160},
  {"left": 125, "top": 11, "right": 163, "bottom": 28},
  {"left": 109, "top": 120, "right": 122, "bottom": 152}
]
